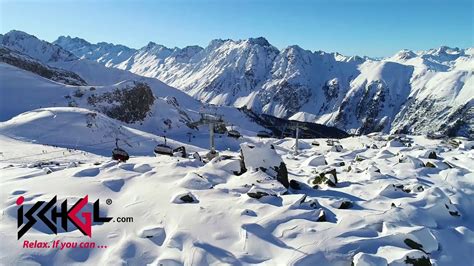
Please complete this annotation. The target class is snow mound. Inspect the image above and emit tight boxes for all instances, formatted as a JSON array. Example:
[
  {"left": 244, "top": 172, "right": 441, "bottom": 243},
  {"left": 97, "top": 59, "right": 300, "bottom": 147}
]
[
  {"left": 0, "top": 135, "right": 472, "bottom": 265},
  {"left": 302, "top": 155, "right": 327, "bottom": 167}
]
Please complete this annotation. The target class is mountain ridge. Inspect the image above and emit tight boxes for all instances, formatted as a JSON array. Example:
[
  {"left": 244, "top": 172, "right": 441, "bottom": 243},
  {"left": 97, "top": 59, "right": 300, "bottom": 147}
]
[{"left": 2, "top": 30, "right": 473, "bottom": 137}]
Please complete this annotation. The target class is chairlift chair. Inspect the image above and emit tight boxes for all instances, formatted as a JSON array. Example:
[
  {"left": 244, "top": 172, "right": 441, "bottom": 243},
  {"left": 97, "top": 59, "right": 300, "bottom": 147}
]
[
  {"left": 228, "top": 129, "right": 241, "bottom": 139},
  {"left": 154, "top": 136, "right": 173, "bottom": 156},
  {"left": 112, "top": 139, "right": 130, "bottom": 162}
]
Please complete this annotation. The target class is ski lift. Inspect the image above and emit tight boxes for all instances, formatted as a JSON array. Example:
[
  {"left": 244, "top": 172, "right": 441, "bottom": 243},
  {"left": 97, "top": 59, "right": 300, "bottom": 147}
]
[
  {"left": 257, "top": 130, "right": 272, "bottom": 138},
  {"left": 228, "top": 129, "right": 241, "bottom": 139},
  {"left": 154, "top": 136, "right": 173, "bottom": 156},
  {"left": 112, "top": 138, "right": 130, "bottom": 162},
  {"left": 311, "top": 140, "right": 320, "bottom": 146}
]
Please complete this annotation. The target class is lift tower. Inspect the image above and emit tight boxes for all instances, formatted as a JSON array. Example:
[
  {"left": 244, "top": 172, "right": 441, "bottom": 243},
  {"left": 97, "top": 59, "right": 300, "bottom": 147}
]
[{"left": 188, "top": 113, "right": 225, "bottom": 160}]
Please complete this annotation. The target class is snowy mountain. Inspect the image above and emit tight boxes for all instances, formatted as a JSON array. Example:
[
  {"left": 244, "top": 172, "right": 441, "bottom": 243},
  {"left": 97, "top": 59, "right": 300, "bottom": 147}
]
[
  {"left": 0, "top": 63, "right": 197, "bottom": 135},
  {"left": 54, "top": 35, "right": 137, "bottom": 67},
  {"left": 1, "top": 30, "right": 349, "bottom": 144},
  {"left": 53, "top": 34, "right": 473, "bottom": 138},
  {"left": 0, "top": 30, "right": 202, "bottom": 132},
  {"left": 1, "top": 30, "right": 158, "bottom": 86},
  {"left": 0, "top": 45, "right": 87, "bottom": 86}
]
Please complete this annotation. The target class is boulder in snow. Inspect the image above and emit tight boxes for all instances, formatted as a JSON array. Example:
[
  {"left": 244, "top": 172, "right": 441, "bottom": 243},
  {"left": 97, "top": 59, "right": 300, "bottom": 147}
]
[
  {"left": 240, "top": 142, "right": 288, "bottom": 188},
  {"left": 171, "top": 191, "right": 199, "bottom": 204},
  {"left": 289, "top": 179, "right": 302, "bottom": 190},
  {"left": 330, "top": 144, "right": 344, "bottom": 152},
  {"left": 311, "top": 168, "right": 338, "bottom": 187}
]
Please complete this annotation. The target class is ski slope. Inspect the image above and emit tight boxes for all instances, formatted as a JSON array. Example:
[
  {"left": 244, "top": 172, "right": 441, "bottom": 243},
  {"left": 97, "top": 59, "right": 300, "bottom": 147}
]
[{"left": 0, "top": 121, "right": 473, "bottom": 265}]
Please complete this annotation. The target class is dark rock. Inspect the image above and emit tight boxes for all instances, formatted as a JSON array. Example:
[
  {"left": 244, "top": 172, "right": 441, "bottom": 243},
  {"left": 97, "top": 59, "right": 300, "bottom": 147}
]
[
  {"left": 428, "top": 151, "right": 437, "bottom": 159},
  {"left": 289, "top": 179, "right": 301, "bottom": 190},
  {"left": 247, "top": 191, "right": 270, "bottom": 199},
  {"left": 394, "top": 184, "right": 411, "bottom": 193},
  {"left": 444, "top": 204, "right": 461, "bottom": 217},
  {"left": 404, "top": 238, "right": 425, "bottom": 252},
  {"left": 404, "top": 256, "right": 432, "bottom": 266},
  {"left": 275, "top": 162, "right": 289, "bottom": 188},
  {"left": 179, "top": 194, "right": 196, "bottom": 203},
  {"left": 339, "top": 201, "right": 353, "bottom": 209},
  {"left": 312, "top": 168, "right": 338, "bottom": 187},
  {"left": 87, "top": 82, "right": 155, "bottom": 124},
  {"left": 425, "top": 162, "right": 436, "bottom": 168},
  {"left": 317, "top": 210, "right": 327, "bottom": 222},
  {"left": 449, "top": 210, "right": 460, "bottom": 217}
]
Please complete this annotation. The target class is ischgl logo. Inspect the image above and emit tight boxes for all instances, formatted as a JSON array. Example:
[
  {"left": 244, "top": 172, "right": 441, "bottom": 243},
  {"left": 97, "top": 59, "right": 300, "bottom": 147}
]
[{"left": 16, "top": 195, "right": 112, "bottom": 239}]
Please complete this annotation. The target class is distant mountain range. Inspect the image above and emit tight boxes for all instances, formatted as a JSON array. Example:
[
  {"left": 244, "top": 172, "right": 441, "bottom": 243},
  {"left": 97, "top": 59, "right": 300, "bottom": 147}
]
[{"left": 1, "top": 30, "right": 472, "bottom": 137}]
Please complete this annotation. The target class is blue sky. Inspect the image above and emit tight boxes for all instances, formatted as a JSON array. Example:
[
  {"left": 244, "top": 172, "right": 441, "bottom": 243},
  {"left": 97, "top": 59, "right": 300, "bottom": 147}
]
[{"left": 1, "top": 0, "right": 472, "bottom": 57}]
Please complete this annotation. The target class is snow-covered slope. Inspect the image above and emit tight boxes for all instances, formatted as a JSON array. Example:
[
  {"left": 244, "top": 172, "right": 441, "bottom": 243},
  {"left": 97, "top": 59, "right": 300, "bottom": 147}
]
[
  {"left": 0, "top": 62, "right": 276, "bottom": 152},
  {"left": 1, "top": 130, "right": 472, "bottom": 265},
  {"left": 54, "top": 34, "right": 473, "bottom": 137},
  {"left": 0, "top": 107, "right": 202, "bottom": 156},
  {"left": 0, "top": 62, "right": 199, "bottom": 133}
]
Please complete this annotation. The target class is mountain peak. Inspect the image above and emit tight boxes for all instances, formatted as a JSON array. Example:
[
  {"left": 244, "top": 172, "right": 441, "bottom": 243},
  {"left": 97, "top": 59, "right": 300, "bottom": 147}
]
[
  {"left": 146, "top": 41, "right": 157, "bottom": 47},
  {"left": 143, "top": 41, "right": 170, "bottom": 50},
  {"left": 427, "top": 46, "right": 463, "bottom": 56},
  {"left": 55, "top": 35, "right": 92, "bottom": 47},
  {"left": 246, "top": 37, "right": 271, "bottom": 47},
  {"left": 284, "top": 44, "right": 308, "bottom": 53},
  {"left": 5, "top": 30, "right": 32, "bottom": 38},
  {"left": 393, "top": 49, "right": 417, "bottom": 60},
  {"left": 2, "top": 30, "right": 78, "bottom": 63}
]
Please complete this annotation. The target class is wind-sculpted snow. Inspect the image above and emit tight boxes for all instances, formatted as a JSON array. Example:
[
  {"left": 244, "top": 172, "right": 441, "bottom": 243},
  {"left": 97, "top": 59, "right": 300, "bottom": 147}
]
[{"left": 0, "top": 130, "right": 472, "bottom": 265}]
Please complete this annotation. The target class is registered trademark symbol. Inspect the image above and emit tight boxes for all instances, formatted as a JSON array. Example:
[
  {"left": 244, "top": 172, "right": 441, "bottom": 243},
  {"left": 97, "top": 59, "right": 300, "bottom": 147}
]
[{"left": 106, "top": 199, "right": 112, "bottom": 205}]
